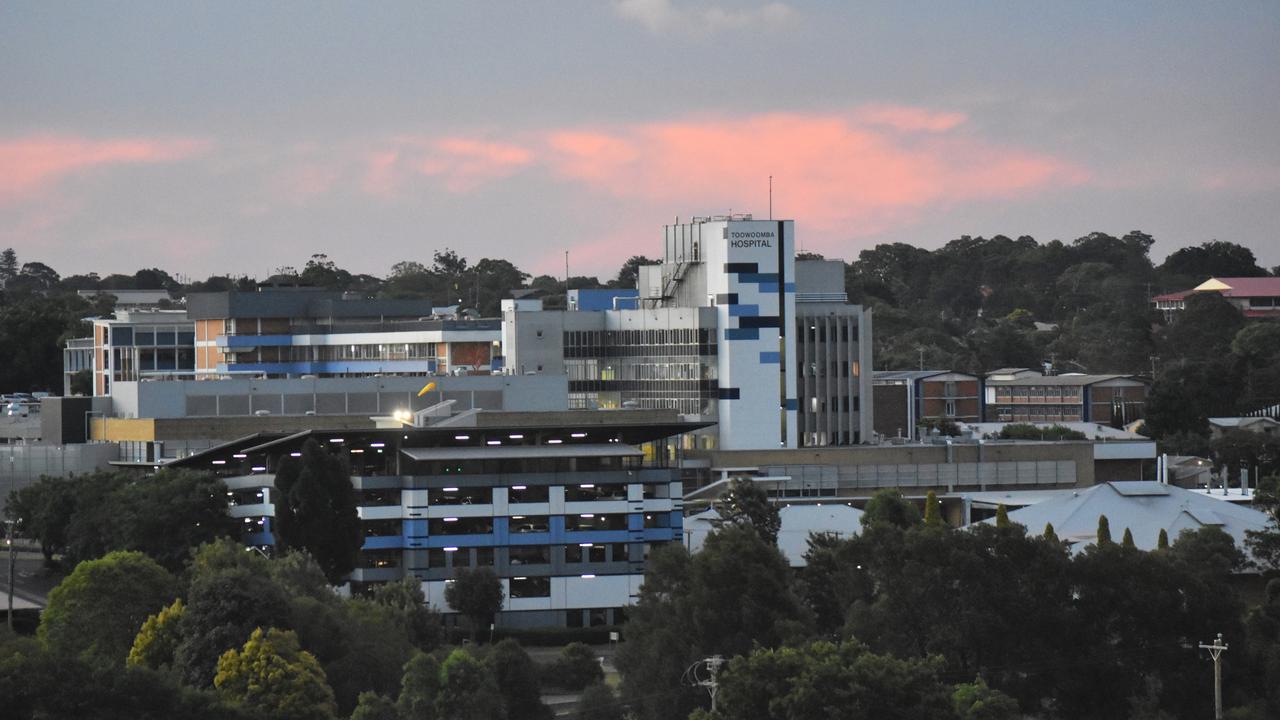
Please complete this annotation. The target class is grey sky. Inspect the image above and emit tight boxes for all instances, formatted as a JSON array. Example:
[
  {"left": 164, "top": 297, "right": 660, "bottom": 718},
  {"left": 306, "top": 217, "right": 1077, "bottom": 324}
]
[{"left": 2, "top": 1, "right": 1277, "bottom": 281}]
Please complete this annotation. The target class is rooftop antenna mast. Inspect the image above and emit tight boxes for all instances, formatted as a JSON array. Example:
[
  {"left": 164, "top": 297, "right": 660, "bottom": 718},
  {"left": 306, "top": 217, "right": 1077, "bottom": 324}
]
[{"left": 769, "top": 175, "right": 773, "bottom": 220}]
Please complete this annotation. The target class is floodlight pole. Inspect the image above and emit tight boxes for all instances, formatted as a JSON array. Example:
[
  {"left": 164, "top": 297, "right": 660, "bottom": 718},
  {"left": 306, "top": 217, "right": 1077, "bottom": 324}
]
[
  {"left": 5, "top": 518, "right": 15, "bottom": 631},
  {"left": 1198, "top": 633, "right": 1228, "bottom": 720}
]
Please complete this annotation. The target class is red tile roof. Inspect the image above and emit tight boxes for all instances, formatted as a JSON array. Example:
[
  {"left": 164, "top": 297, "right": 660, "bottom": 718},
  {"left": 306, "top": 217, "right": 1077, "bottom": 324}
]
[{"left": 1154, "top": 277, "right": 1280, "bottom": 303}]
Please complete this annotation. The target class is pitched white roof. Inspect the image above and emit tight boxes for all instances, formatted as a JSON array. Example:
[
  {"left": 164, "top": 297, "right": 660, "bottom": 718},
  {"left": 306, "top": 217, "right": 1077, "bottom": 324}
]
[
  {"left": 983, "top": 481, "right": 1272, "bottom": 561},
  {"left": 682, "top": 503, "right": 865, "bottom": 567}
]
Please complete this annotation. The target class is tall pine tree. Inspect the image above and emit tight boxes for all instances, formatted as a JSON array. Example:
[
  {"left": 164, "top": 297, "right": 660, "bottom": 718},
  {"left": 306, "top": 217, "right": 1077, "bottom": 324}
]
[{"left": 273, "top": 438, "right": 362, "bottom": 584}]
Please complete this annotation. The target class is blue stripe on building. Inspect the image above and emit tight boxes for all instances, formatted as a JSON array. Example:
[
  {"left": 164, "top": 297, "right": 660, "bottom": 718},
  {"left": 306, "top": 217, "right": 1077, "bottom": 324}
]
[
  {"left": 759, "top": 351, "right": 781, "bottom": 364},
  {"left": 718, "top": 387, "right": 741, "bottom": 400},
  {"left": 728, "top": 304, "right": 760, "bottom": 317},
  {"left": 739, "top": 316, "right": 781, "bottom": 329},
  {"left": 725, "top": 328, "right": 759, "bottom": 340}
]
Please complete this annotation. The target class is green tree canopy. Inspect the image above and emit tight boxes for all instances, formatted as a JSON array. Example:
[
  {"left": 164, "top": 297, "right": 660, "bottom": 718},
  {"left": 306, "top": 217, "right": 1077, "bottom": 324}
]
[
  {"left": 214, "top": 627, "right": 337, "bottom": 720},
  {"left": 715, "top": 477, "right": 781, "bottom": 543},
  {"left": 273, "top": 438, "right": 362, "bottom": 584},
  {"left": 445, "top": 567, "right": 504, "bottom": 642},
  {"left": 39, "top": 550, "right": 178, "bottom": 664}
]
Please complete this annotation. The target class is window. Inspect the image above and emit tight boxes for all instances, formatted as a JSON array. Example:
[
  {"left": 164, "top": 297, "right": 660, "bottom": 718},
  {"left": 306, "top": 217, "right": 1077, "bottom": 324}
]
[
  {"left": 508, "top": 545, "right": 550, "bottom": 565},
  {"left": 508, "top": 485, "right": 549, "bottom": 503},
  {"left": 566, "top": 513, "right": 628, "bottom": 531},
  {"left": 510, "top": 576, "right": 550, "bottom": 598},
  {"left": 565, "top": 543, "right": 607, "bottom": 563},
  {"left": 509, "top": 515, "right": 549, "bottom": 533},
  {"left": 428, "top": 517, "right": 493, "bottom": 535}
]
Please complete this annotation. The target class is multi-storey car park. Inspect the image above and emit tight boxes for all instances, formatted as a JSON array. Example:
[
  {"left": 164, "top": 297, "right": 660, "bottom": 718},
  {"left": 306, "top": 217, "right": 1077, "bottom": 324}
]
[{"left": 171, "top": 414, "right": 707, "bottom": 628}]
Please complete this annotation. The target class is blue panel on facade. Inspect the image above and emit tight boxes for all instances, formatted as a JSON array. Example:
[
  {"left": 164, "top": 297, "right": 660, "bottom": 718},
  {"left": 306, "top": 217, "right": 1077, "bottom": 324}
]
[
  {"left": 739, "top": 316, "right": 781, "bottom": 329},
  {"left": 562, "top": 530, "right": 633, "bottom": 544},
  {"left": 426, "top": 534, "right": 496, "bottom": 548},
  {"left": 725, "top": 328, "right": 759, "bottom": 341},
  {"left": 728, "top": 304, "right": 760, "bottom": 317},
  {"left": 783, "top": 282, "right": 796, "bottom": 292},
  {"left": 738, "top": 272, "right": 780, "bottom": 284},
  {"left": 759, "top": 351, "right": 781, "bottom": 364},
  {"left": 572, "top": 289, "right": 640, "bottom": 311},
  {"left": 785, "top": 398, "right": 799, "bottom": 411},
  {"left": 363, "top": 535, "right": 406, "bottom": 550},
  {"left": 724, "top": 262, "right": 759, "bottom": 274},
  {"left": 224, "top": 334, "right": 294, "bottom": 347},
  {"left": 756, "top": 283, "right": 779, "bottom": 293},
  {"left": 717, "top": 387, "right": 741, "bottom": 400}
]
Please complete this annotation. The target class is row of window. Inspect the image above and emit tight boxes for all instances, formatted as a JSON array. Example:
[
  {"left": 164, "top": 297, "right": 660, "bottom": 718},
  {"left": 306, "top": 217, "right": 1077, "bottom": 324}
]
[
  {"left": 992, "top": 386, "right": 1085, "bottom": 402},
  {"left": 566, "top": 359, "right": 715, "bottom": 382},
  {"left": 105, "top": 326, "right": 196, "bottom": 347}
]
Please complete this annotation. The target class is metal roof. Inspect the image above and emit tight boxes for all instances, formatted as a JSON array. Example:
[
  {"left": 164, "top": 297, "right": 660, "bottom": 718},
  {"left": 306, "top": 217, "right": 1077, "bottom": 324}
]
[
  {"left": 982, "top": 481, "right": 1271, "bottom": 561},
  {"left": 400, "top": 444, "right": 642, "bottom": 461}
]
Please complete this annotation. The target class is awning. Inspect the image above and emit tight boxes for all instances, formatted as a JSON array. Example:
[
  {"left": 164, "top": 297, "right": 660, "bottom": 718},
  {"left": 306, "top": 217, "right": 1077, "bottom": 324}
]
[{"left": 400, "top": 443, "right": 642, "bottom": 462}]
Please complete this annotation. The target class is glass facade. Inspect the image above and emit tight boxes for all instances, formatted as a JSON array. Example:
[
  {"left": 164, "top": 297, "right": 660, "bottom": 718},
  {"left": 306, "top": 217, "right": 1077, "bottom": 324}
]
[{"left": 565, "top": 328, "right": 718, "bottom": 415}]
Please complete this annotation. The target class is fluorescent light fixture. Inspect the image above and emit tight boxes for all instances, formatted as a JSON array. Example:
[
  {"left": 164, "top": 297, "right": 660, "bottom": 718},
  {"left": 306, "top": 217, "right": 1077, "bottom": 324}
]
[
  {"left": 225, "top": 491, "right": 233, "bottom": 496},
  {"left": 211, "top": 460, "right": 226, "bottom": 465},
  {"left": 579, "top": 483, "right": 595, "bottom": 489},
  {"left": 290, "top": 452, "right": 301, "bottom": 458},
  {"left": 251, "top": 466, "right": 266, "bottom": 472},
  {"left": 579, "top": 513, "right": 594, "bottom": 518},
  {"left": 454, "top": 434, "right": 470, "bottom": 441},
  {"left": 329, "top": 438, "right": 344, "bottom": 443},
  {"left": 443, "top": 487, "right": 458, "bottom": 492},
  {"left": 243, "top": 518, "right": 251, "bottom": 523},
  {"left": 509, "top": 433, "right": 524, "bottom": 440},
  {"left": 369, "top": 442, "right": 385, "bottom": 448},
  {"left": 511, "top": 485, "right": 527, "bottom": 490},
  {"left": 444, "top": 546, "right": 458, "bottom": 552},
  {"left": 514, "top": 576, "right": 527, "bottom": 581},
  {"left": 232, "top": 453, "right": 247, "bottom": 459},
  {"left": 579, "top": 542, "right": 593, "bottom": 547},
  {"left": 581, "top": 574, "right": 596, "bottom": 579},
  {"left": 511, "top": 515, "right": 525, "bottom": 520},
  {"left": 487, "top": 440, "right": 501, "bottom": 445},
  {"left": 570, "top": 432, "right": 587, "bottom": 438},
  {"left": 350, "top": 449, "right": 364, "bottom": 454},
  {"left": 547, "top": 439, "right": 563, "bottom": 444},
  {"left": 444, "top": 517, "right": 458, "bottom": 522}
]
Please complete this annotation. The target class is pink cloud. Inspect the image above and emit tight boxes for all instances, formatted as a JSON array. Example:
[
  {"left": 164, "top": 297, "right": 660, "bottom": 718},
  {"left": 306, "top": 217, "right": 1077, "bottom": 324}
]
[
  {"left": 419, "top": 138, "right": 534, "bottom": 192},
  {"left": 852, "top": 104, "right": 968, "bottom": 133},
  {"left": 0, "top": 135, "right": 209, "bottom": 204},
  {"left": 540, "top": 109, "right": 1088, "bottom": 252},
  {"left": 361, "top": 136, "right": 535, "bottom": 196}
]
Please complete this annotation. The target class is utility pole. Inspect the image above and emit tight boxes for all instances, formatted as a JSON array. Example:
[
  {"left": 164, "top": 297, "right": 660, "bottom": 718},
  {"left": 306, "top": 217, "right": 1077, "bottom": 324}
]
[
  {"left": 683, "top": 654, "right": 725, "bottom": 713},
  {"left": 1199, "top": 633, "right": 1228, "bottom": 720}
]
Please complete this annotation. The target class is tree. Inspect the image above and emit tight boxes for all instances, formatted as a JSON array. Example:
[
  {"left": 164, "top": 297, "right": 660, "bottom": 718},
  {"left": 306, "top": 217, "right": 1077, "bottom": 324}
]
[
  {"left": 350, "top": 692, "right": 400, "bottom": 720},
  {"left": 273, "top": 438, "right": 362, "bottom": 584},
  {"left": 714, "top": 640, "right": 954, "bottom": 720},
  {"left": 110, "top": 470, "right": 238, "bottom": 571},
  {"left": 1246, "top": 474, "right": 1280, "bottom": 570},
  {"left": 486, "top": 638, "right": 551, "bottom": 720},
  {"left": 39, "top": 550, "right": 178, "bottom": 664},
  {"left": 1043, "top": 523, "right": 1059, "bottom": 543},
  {"left": 445, "top": 567, "right": 504, "bottom": 642},
  {"left": 214, "top": 627, "right": 337, "bottom": 720},
  {"left": 923, "top": 490, "right": 943, "bottom": 526},
  {"left": 715, "top": 477, "right": 781, "bottom": 543},
  {"left": 1158, "top": 528, "right": 1170, "bottom": 549},
  {"left": 398, "top": 652, "right": 442, "bottom": 720},
  {"left": 862, "top": 489, "right": 921, "bottom": 529},
  {"left": 549, "top": 642, "right": 603, "bottom": 691},
  {"left": 174, "top": 565, "right": 293, "bottom": 686},
  {"left": 1097, "top": 515, "right": 1113, "bottom": 546},
  {"left": 1159, "top": 240, "right": 1267, "bottom": 283},
  {"left": 435, "top": 647, "right": 507, "bottom": 720},
  {"left": 371, "top": 575, "right": 444, "bottom": 651},
  {"left": 1122, "top": 527, "right": 1135, "bottom": 549},
  {"left": 129, "top": 598, "right": 186, "bottom": 670},
  {"left": 994, "top": 504, "right": 1011, "bottom": 529},
  {"left": 616, "top": 526, "right": 806, "bottom": 720},
  {"left": 0, "top": 248, "right": 17, "bottom": 284},
  {"left": 611, "top": 255, "right": 657, "bottom": 289},
  {"left": 5, "top": 475, "right": 78, "bottom": 562},
  {"left": 952, "top": 677, "right": 1021, "bottom": 720},
  {"left": 575, "top": 683, "right": 624, "bottom": 720}
]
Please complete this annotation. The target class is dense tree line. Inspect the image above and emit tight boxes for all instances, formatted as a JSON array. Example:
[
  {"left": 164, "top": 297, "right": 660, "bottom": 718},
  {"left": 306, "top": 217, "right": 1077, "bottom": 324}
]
[{"left": 619, "top": 487, "right": 1280, "bottom": 720}]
